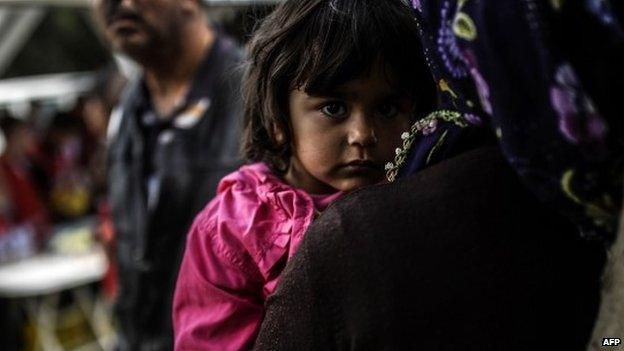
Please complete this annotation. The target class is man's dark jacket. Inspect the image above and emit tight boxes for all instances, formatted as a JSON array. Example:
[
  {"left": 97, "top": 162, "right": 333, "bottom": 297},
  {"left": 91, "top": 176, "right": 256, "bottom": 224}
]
[{"left": 107, "top": 37, "right": 243, "bottom": 351}]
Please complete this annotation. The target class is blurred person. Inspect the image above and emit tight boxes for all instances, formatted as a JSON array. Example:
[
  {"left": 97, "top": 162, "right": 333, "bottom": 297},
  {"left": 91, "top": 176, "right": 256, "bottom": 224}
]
[
  {"left": 81, "top": 66, "right": 127, "bottom": 201},
  {"left": 0, "top": 132, "right": 40, "bottom": 349},
  {"left": 92, "top": 0, "right": 244, "bottom": 349},
  {"left": 0, "top": 116, "right": 49, "bottom": 245},
  {"left": 44, "top": 113, "right": 93, "bottom": 220},
  {"left": 172, "top": 0, "right": 437, "bottom": 348},
  {"left": 0, "top": 130, "right": 9, "bottom": 233},
  {"left": 81, "top": 66, "right": 127, "bottom": 301}
]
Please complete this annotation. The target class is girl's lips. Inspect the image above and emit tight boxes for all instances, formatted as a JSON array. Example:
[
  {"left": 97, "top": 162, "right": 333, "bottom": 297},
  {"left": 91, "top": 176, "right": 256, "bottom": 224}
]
[{"left": 342, "top": 160, "right": 381, "bottom": 171}]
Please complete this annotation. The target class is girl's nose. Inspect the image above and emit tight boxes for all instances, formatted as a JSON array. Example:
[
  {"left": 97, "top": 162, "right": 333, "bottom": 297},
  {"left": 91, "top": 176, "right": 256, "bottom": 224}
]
[{"left": 347, "top": 113, "right": 378, "bottom": 147}]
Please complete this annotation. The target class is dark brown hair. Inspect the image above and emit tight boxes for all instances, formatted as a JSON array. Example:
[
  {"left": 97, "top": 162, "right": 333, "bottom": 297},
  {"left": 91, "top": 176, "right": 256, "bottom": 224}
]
[{"left": 242, "top": 0, "right": 436, "bottom": 172}]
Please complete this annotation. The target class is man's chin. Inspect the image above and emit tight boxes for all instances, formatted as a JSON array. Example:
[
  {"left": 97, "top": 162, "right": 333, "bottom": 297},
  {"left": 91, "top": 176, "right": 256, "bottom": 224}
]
[{"left": 110, "top": 34, "right": 151, "bottom": 58}]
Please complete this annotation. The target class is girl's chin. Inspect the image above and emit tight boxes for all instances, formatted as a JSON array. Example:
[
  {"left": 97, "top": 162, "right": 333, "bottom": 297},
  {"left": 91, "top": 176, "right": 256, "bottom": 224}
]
[{"left": 333, "top": 177, "right": 382, "bottom": 193}]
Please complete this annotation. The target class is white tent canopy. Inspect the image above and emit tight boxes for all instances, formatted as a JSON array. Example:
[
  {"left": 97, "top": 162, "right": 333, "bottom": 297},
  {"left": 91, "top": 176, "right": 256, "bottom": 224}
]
[
  {"left": 0, "top": 72, "right": 96, "bottom": 117},
  {"left": 0, "top": 72, "right": 95, "bottom": 105}
]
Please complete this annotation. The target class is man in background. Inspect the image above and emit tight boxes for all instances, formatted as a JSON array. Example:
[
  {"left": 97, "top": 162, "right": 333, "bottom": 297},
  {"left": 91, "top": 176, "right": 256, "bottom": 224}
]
[{"left": 93, "top": 0, "right": 243, "bottom": 349}]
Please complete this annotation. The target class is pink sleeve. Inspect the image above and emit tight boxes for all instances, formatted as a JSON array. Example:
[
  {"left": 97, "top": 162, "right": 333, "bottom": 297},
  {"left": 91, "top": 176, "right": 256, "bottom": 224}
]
[{"left": 173, "top": 203, "right": 264, "bottom": 351}]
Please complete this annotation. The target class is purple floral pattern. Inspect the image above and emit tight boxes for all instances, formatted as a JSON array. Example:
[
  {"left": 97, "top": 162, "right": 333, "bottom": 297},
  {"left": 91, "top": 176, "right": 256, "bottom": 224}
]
[
  {"left": 468, "top": 67, "right": 492, "bottom": 116},
  {"left": 437, "top": 0, "right": 470, "bottom": 78},
  {"left": 422, "top": 119, "right": 439, "bottom": 135},
  {"left": 462, "top": 50, "right": 493, "bottom": 116},
  {"left": 586, "top": 0, "right": 619, "bottom": 27},
  {"left": 411, "top": 0, "right": 422, "bottom": 12},
  {"left": 550, "top": 64, "right": 607, "bottom": 145},
  {"left": 404, "top": 0, "right": 623, "bottom": 240},
  {"left": 463, "top": 113, "right": 483, "bottom": 126}
]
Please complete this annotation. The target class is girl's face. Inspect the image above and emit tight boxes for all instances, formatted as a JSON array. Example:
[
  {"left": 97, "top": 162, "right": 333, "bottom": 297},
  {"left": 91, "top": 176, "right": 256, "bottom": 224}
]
[{"left": 285, "top": 67, "right": 412, "bottom": 194}]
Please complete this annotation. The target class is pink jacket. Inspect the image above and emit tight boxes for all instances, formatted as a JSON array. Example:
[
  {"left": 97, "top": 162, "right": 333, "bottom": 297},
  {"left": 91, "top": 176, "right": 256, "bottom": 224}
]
[{"left": 173, "top": 163, "right": 340, "bottom": 350}]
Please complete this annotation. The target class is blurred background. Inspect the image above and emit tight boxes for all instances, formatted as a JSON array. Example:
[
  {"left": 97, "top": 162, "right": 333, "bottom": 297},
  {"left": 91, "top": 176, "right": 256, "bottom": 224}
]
[{"left": 0, "top": 1, "right": 276, "bottom": 350}]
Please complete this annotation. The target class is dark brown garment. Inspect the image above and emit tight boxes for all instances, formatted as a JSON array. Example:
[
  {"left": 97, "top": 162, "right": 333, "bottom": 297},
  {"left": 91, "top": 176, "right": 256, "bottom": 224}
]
[{"left": 255, "top": 146, "right": 605, "bottom": 351}]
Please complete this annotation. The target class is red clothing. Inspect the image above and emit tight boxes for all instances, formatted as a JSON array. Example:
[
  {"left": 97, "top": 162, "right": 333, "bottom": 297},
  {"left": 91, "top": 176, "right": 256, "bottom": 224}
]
[
  {"left": 173, "top": 163, "right": 340, "bottom": 350},
  {"left": 0, "top": 157, "right": 47, "bottom": 227}
]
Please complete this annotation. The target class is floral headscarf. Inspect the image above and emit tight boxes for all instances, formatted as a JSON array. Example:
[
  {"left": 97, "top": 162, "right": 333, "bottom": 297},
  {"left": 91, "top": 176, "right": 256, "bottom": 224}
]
[{"left": 392, "top": 0, "right": 624, "bottom": 241}]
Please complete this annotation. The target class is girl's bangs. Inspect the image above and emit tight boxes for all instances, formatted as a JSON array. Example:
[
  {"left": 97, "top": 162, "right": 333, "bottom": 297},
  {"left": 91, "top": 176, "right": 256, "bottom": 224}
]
[{"left": 290, "top": 0, "right": 416, "bottom": 96}]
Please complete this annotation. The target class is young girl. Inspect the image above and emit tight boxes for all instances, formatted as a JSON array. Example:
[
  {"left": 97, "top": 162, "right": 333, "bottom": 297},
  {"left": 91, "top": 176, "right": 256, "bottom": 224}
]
[{"left": 173, "top": 0, "right": 436, "bottom": 349}]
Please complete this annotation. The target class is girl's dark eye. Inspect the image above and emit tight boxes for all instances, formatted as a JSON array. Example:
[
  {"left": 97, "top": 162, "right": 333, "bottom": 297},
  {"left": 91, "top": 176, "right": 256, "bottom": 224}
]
[
  {"left": 320, "top": 102, "right": 347, "bottom": 118},
  {"left": 377, "top": 103, "right": 399, "bottom": 119}
]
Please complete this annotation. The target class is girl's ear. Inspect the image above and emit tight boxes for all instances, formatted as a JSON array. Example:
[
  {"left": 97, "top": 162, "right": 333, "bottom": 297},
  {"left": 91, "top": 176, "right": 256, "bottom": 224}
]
[{"left": 273, "top": 124, "right": 286, "bottom": 146}]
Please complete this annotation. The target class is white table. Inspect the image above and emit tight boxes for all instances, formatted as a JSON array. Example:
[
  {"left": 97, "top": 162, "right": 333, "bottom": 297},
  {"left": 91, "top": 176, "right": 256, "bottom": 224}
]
[{"left": 0, "top": 248, "right": 112, "bottom": 351}]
